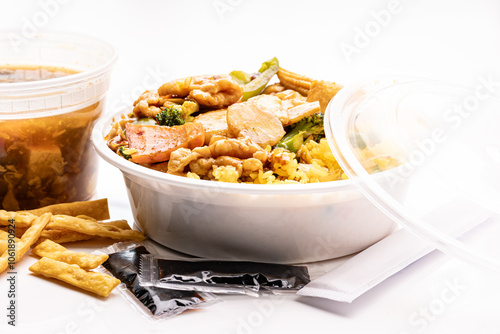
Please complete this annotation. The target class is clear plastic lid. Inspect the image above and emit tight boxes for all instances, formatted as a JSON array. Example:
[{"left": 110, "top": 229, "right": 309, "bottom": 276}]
[
  {"left": 325, "top": 76, "right": 500, "bottom": 272},
  {"left": 0, "top": 31, "right": 117, "bottom": 119}
]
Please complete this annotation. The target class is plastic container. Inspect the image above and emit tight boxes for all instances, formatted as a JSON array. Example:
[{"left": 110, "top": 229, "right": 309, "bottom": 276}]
[
  {"left": 0, "top": 32, "right": 116, "bottom": 210},
  {"left": 326, "top": 76, "right": 500, "bottom": 272},
  {"left": 93, "top": 109, "right": 407, "bottom": 264}
]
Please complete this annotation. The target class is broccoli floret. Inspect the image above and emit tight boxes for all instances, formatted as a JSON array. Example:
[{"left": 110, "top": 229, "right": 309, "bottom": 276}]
[
  {"left": 156, "top": 106, "right": 185, "bottom": 126},
  {"left": 276, "top": 113, "right": 325, "bottom": 152}
]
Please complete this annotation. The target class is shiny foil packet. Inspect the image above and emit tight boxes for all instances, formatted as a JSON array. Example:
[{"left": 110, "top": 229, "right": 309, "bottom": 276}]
[
  {"left": 139, "top": 254, "right": 311, "bottom": 296},
  {"left": 98, "top": 244, "right": 215, "bottom": 320}
]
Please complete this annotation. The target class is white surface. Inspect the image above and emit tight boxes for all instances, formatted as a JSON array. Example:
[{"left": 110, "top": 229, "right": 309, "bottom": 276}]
[{"left": 1, "top": 0, "right": 500, "bottom": 333}]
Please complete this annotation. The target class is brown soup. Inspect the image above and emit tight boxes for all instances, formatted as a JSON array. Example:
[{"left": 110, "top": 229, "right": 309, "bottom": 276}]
[{"left": 0, "top": 66, "right": 102, "bottom": 210}]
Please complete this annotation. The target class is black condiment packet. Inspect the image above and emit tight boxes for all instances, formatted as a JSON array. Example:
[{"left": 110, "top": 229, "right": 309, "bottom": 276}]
[
  {"left": 140, "top": 255, "right": 311, "bottom": 295},
  {"left": 102, "top": 246, "right": 207, "bottom": 317}
]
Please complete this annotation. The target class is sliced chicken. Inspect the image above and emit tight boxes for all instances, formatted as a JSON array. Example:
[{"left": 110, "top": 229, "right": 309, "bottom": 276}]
[
  {"left": 227, "top": 98, "right": 285, "bottom": 148},
  {"left": 275, "top": 89, "right": 307, "bottom": 110},
  {"left": 247, "top": 95, "right": 289, "bottom": 125},
  {"left": 193, "top": 109, "right": 230, "bottom": 145},
  {"left": 274, "top": 90, "right": 320, "bottom": 125},
  {"left": 286, "top": 101, "right": 320, "bottom": 124}
]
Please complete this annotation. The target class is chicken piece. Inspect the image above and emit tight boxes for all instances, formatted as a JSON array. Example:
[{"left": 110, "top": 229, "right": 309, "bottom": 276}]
[
  {"left": 306, "top": 80, "right": 343, "bottom": 113},
  {"left": 158, "top": 74, "right": 243, "bottom": 109},
  {"left": 132, "top": 90, "right": 163, "bottom": 118},
  {"left": 227, "top": 99, "right": 285, "bottom": 148},
  {"left": 193, "top": 109, "right": 230, "bottom": 145},
  {"left": 189, "top": 157, "right": 215, "bottom": 176},
  {"left": 208, "top": 135, "right": 229, "bottom": 145},
  {"left": 211, "top": 156, "right": 263, "bottom": 179},
  {"left": 275, "top": 90, "right": 307, "bottom": 110},
  {"left": 252, "top": 150, "right": 269, "bottom": 164},
  {"left": 192, "top": 145, "right": 212, "bottom": 159},
  {"left": 287, "top": 101, "right": 321, "bottom": 125},
  {"left": 262, "top": 83, "right": 285, "bottom": 95},
  {"left": 242, "top": 158, "right": 263, "bottom": 175},
  {"left": 247, "top": 95, "right": 289, "bottom": 125},
  {"left": 207, "top": 137, "right": 267, "bottom": 163},
  {"left": 125, "top": 123, "right": 205, "bottom": 164},
  {"left": 273, "top": 90, "right": 319, "bottom": 125},
  {"left": 213, "top": 156, "right": 243, "bottom": 175},
  {"left": 269, "top": 147, "right": 293, "bottom": 166},
  {"left": 167, "top": 148, "right": 202, "bottom": 174}
]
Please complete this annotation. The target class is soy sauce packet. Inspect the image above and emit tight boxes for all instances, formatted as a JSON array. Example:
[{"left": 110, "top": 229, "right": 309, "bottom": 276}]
[
  {"left": 139, "top": 254, "right": 311, "bottom": 297},
  {"left": 95, "top": 242, "right": 217, "bottom": 320}
]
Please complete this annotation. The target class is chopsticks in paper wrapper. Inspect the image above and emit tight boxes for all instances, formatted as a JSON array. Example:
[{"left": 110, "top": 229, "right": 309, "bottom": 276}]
[{"left": 298, "top": 203, "right": 490, "bottom": 302}]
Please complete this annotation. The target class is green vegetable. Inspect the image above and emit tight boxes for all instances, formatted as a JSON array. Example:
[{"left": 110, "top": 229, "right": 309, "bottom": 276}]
[
  {"left": 229, "top": 70, "right": 252, "bottom": 85},
  {"left": 276, "top": 113, "right": 325, "bottom": 152},
  {"left": 118, "top": 146, "right": 133, "bottom": 160},
  {"left": 156, "top": 106, "right": 185, "bottom": 127},
  {"left": 230, "top": 57, "right": 279, "bottom": 102},
  {"left": 133, "top": 117, "right": 157, "bottom": 125},
  {"left": 258, "top": 57, "right": 279, "bottom": 73}
]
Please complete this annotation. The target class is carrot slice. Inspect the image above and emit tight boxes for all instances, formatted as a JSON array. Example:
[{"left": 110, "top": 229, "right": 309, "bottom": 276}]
[{"left": 125, "top": 123, "right": 205, "bottom": 164}]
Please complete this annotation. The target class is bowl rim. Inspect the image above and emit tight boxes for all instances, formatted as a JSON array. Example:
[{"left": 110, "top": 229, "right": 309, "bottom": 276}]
[{"left": 92, "top": 108, "right": 367, "bottom": 195}]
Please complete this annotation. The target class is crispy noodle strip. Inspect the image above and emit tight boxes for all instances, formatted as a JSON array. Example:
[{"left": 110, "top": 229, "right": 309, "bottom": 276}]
[
  {"left": 0, "top": 213, "right": 52, "bottom": 274},
  {"left": 0, "top": 230, "right": 19, "bottom": 254},
  {"left": 29, "top": 257, "right": 120, "bottom": 297},
  {"left": 26, "top": 199, "right": 111, "bottom": 221},
  {"left": 39, "top": 230, "right": 95, "bottom": 244},
  {"left": 1, "top": 199, "right": 111, "bottom": 228},
  {"left": 39, "top": 220, "right": 134, "bottom": 244},
  {"left": 46, "top": 216, "right": 144, "bottom": 241},
  {"left": 32, "top": 240, "right": 109, "bottom": 270},
  {"left": 0, "top": 210, "right": 37, "bottom": 228}
]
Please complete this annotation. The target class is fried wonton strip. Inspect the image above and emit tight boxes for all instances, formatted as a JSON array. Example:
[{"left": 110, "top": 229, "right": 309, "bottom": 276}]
[
  {"left": 47, "top": 216, "right": 144, "bottom": 241},
  {"left": 99, "top": 219, "right": 131, "bottom": 230},
  {"left": 32, "top": 240, "right": 109, "bottom": 270},
  {"left": 0, "top": 231, "right": 19, "bottom": 254},
  {"left": 26, "top": 199, "right": 111, "bottom": 221},
  {"left": 0, "top": 213, "right": 52, "bottom": 273},
  {"left": 39, "top": 230, "right": 95, "bottom": 244},
  {"left": 39, "top": 220, "right": 133, "bottom": 244},
  {"left": 29, "top": 257, "right": 120, "bottom": 297},
  {"left": 0, "top": 210, "right": 37, "bottom": 228},
  {"left": 0, "top": 230, "right": 11, "bottom": 239}
]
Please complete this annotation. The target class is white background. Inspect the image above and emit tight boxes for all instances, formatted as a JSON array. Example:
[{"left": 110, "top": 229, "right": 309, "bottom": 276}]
[{"left": 1, "top": 0, "right": 500, "bottom": 333}]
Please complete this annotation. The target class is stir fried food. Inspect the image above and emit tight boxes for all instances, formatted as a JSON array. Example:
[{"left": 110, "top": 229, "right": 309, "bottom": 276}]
[{"left": 106, "top": 58, "right": 399, "bottom": 184}]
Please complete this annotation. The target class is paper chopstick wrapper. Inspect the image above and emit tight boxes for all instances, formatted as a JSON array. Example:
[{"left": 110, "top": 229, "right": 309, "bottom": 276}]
[
  {"left": 298, "top": 202, "right": 490, "bottom": 303},
  {"left": 297, "top": 228, "right": 432, "bottom": 302}
]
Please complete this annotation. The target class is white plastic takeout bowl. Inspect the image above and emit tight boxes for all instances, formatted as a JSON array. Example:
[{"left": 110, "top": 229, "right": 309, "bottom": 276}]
[{"left": 92, "top": 108, "right": 405, "bottom": 264}]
